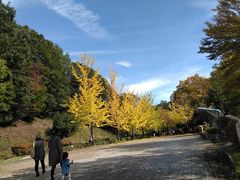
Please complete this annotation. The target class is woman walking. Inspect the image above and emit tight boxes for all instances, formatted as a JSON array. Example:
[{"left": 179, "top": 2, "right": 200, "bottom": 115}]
[
  {"left": 48, "top": 127, "right": 63, "bottom": 180},
  {"left": 32, "top": 133, "right": 45, "bottom": 177}
]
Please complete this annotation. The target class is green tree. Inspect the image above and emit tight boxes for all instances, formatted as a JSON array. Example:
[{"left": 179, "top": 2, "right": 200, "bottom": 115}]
[
  {"left": 156, "top": 100, "right": 170, "bottom": 109},
  {"left": 0, "top": 59, "right": 14, "bottom": 124},
  {"left": 199, "top": 0, "right": 240, "bottom": 60},
  {"left": 199, "top": 0, "right": 240, "bottom": 115},
  {"left": 207, "top": 69, "right": 231, "bottom": 112},
  {"left": 0, "top": 1, "right": 72, "bottom": 120},
  {"left": 52, "top": 112, "right": 77, "bottom": 137}
]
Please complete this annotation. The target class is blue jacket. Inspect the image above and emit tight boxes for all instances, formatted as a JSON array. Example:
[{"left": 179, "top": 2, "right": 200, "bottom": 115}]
[{"left": 61, "top": 159, "right": 71, "bottom": 175}]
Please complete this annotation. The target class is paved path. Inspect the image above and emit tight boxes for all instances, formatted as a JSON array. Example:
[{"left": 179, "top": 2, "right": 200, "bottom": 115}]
[{"left": 0, "top": 134, "right": 229, "bottom": 180}]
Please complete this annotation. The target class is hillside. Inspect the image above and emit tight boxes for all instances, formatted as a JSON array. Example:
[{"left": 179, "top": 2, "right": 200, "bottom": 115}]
[{"left": 0, "top": 119, "right": 52, "bottom": 159}]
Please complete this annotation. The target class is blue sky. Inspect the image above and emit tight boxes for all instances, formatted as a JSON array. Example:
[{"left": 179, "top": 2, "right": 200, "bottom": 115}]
[{"left": 3, "top": 0, "right": 217, "bottom": 104}]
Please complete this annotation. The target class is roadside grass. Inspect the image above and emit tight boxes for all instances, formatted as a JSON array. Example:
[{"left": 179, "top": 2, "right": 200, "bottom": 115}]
[{"left": 62, "top": 126, "right": 119, "bottom": 151}]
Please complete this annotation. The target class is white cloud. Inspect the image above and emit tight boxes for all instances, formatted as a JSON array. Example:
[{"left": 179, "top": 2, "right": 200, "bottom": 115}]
[
  {"left": 126, "top": 78, "right": 171, "bottom": 94},
  {"left": 69, "top": 49, "right": 131, "bottom": 56},
  {"left": 68, "top": 46, "right": 164, "bottom": 56},
  {"left": 179, "top": 66, "right": 205, "bottom": 80},
  {"left": 190, "top": 0, "right": 218, "bottom": 19},
  {"left": 116, "top": 61, "right": 132, "bottom": 68},
  {"left": 38, "top": 0, "right": 108, "bottom": 39},
  {"left": 154, "top": 88, "right": 174, "bottom": 103}
]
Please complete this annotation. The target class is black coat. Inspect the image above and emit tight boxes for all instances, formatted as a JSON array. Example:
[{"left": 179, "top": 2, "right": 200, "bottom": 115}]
[{"left": 48, "top": 135, "right": 62, "bottom": 166}]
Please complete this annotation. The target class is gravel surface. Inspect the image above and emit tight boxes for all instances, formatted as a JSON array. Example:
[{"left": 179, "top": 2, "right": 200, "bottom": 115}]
[{"left": 0, "top": 134, "right": 235, "bottom": 180}]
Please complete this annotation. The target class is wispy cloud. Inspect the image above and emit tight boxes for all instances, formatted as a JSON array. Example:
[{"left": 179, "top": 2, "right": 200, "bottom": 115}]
[
  {"left": 116, "top": 61, "right": 132, "bottom": 68},
  {"left": 126, "top": 78, "right": 171, "bottom": 94},
  {"left": 69, "top": 46, "right": 163, "bottom": 56},
  {"left": 38, "top": 0, "right": 108, "bottom": 39},
  {"left": 154, "top": 88, "right": 174, "bottom": 102},
  {"left": 2, "top": 0, "right": 10, "bottom": 4},
  {"left": 191, "top": 0, "right": 217, "bottom": 11},
  {"left": 152, "top": 64, "right": 211, "bottom": 103},
  {"left": 69, "top": 49, "right": 132, "bottom": 56},
  {"left": 179, "top": 66, "right": 204, "bottom": 80}
]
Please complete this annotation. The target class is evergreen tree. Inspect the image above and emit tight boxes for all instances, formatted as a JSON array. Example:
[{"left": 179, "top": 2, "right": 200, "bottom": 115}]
[
  {"left": 199, "top": 0, "right": 240, "bottom": 60},
  {"left": 0, "top": 1, "right": 72, "bottom": 120},
  {"left": 199, "top": 0, "right": 240, "bottom": 115},
  {"left": 0, "top": 59, "right": 14, "bottom": 124},
  {"left": 207, "top": 69, "right": 231, "bottom": 113}
]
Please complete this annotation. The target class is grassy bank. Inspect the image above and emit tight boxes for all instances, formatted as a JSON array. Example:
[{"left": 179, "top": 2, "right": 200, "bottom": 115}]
[
  {"left": 0, "top": 119, "right": 52, "bottom": 160},
  {"left": 62, "top": 126, "right": 117, "bottom": 145}
]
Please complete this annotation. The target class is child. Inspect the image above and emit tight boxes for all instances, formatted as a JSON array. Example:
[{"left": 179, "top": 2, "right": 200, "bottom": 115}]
[{"left": 61, "top": 152, "right": 73, "bottom": 180}]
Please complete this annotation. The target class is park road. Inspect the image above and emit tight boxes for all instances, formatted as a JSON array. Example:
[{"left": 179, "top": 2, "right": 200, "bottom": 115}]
[{"left": 0, "top": 134, "right": 231, "bottom": 180}]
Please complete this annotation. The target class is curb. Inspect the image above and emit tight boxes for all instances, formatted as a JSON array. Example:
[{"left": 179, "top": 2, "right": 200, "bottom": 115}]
[
  {"left": 200, "top": 132, "right": 237, "bottom": 178},
  {"left": 214, "top": 148, "right": 237, "bottom": 179}
]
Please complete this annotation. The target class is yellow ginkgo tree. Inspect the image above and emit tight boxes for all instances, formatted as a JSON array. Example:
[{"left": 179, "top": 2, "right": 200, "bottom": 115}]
[
  {"left": 169, "top": 102, "right": 194, "bottom": 128},
  {"left": 68, "top": 54, "right": 108, "bottom": 144},
  {"left": 121, "top": 92, "right": 139, "bottom": 139},
  {"left": 107, "top": 69, "right": 125, "bottom": 140},
  {"left": 135, "top": 94, "right": 154, "bottom": 136}
]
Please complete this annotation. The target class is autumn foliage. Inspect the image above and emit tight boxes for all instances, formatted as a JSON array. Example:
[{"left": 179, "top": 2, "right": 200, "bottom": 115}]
[{"left": 68, "top": 55, "right": 169, "bottom": 140}]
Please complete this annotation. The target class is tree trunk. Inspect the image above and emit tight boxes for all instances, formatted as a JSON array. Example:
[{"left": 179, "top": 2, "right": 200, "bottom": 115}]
[
  {"left": 186, "top": 123, "right": 190, "bottom": 133},
  {"left": 79, "top": 128, "right": 83, "bottom": 143},
  {"left": 142, "top": 127, "right": 145, "bottom": 137},
  {"left": 131, "top": 127, "right": 135, "bottom": 140},
  {"left": 89, "top": 125, "right": 94, "bottom": 145},
  {"left": 117, "top": 128, "right": 120, "bottom": 141}
]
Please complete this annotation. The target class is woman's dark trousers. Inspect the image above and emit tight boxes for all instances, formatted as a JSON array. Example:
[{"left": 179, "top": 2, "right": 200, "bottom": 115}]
[
  {"left": 35, "top": 159, "right": 45, "bottom": 176},
  {"left": 51, "top": 164, "right": 57, "bottom": 179}
]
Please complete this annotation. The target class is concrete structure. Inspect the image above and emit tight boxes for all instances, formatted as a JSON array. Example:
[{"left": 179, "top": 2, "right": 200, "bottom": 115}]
[{"left": 192, "top": 107, "right": 224, "bottom": 129}]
